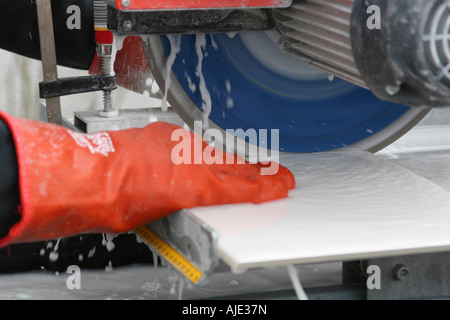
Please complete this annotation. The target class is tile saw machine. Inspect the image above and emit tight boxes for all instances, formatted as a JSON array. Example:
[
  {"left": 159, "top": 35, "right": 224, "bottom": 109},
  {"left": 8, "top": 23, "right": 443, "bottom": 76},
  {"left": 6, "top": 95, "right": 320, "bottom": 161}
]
[{"left": 35, "top": 0, "right": 450, "bottom": 299}]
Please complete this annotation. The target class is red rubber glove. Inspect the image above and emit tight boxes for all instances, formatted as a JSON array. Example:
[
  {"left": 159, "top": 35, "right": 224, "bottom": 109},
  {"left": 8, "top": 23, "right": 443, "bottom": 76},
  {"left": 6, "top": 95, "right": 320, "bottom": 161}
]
[{"left": 0, "top": 112, "right": 295, "bottom": 247}]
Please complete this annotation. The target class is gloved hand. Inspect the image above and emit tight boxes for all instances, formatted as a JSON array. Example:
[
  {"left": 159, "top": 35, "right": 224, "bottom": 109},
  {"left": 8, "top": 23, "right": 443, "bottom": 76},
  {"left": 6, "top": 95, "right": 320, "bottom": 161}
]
[{"left": 0, "top": 112, "right": 295, "bottom": 247}]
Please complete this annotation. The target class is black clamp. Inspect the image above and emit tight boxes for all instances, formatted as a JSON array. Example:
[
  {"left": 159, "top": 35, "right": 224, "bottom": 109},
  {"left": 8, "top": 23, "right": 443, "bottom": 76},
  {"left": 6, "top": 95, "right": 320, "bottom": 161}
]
[{"left": 39, "top": 74, "right": 117, "bottom": 99}]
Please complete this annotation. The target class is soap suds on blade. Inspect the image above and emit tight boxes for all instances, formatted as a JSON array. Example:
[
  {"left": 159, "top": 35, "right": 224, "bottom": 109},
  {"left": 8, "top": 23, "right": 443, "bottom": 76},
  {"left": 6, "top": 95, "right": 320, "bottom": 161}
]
[
  {"left": 161, "top": 34, "right": 182, "bottom": 112},
  {"left": 195, "top": 34, "right": 212, "bottom": 130}
]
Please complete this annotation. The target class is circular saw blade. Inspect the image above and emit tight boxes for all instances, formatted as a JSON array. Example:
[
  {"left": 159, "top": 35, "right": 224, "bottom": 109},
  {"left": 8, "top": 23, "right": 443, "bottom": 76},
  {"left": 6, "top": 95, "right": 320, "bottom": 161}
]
[{"left": 142, "top": 32, "right": 429, "bottom": 154}]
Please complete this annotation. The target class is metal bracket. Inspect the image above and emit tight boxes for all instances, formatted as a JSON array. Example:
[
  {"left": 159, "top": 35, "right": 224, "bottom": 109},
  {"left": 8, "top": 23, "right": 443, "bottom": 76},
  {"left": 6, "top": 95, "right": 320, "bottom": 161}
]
[
  {"left": 103, "top": 0, "right": 292, "bottom": 11},
  {"left": 108, "top": 7, "right": 274, "bottom": 35},
  {"left": 73, "top": 107, "right": 186, "bottom": 133}
]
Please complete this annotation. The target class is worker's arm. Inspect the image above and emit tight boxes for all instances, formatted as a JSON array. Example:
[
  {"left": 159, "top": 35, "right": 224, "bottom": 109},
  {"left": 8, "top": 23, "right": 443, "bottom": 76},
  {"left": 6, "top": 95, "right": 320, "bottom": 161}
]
[
  {"left": 0, "top": 0, "right": 95, "bottom": 70},
  {"left": 0, "top": 112, "right": 295, "bottom": 247},
  {"left": 0, "top": 121, "right": 20, "bottom": 239}
]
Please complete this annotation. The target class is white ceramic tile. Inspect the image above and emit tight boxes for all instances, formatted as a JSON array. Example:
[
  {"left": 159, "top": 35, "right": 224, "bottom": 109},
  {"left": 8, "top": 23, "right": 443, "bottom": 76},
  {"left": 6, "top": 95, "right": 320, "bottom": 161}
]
[{"left": 190, "top": 150, "right": 450, "bottom": 272}]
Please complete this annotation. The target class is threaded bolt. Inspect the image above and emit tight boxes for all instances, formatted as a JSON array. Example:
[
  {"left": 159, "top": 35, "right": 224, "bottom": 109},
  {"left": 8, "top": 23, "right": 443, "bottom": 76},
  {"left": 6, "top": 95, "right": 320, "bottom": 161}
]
[{"left": 102, "top": 56, "right": 113, "bottom": 112}]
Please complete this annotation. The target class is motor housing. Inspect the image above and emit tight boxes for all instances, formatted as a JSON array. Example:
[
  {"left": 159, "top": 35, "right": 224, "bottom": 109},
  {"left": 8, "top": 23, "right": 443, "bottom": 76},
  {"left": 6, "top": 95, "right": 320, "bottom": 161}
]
[
  {"left": 351, "top": 0, "right": 450, "bottom": 108},
  {"left": 274, "top": 0, "right": 450, "bottom": 108}
]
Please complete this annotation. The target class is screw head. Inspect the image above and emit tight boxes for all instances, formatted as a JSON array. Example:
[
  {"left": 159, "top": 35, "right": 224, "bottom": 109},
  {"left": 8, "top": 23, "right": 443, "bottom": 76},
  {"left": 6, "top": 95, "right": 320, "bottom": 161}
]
[
  {"left": 122, "top": 20, "right": 133, "bottom": 31},
  {"left": 393, "top": 264, "right": 409, "bottom": 281},
  {"left": 121, "top": 0, "right": 130, "bottom": 8}
]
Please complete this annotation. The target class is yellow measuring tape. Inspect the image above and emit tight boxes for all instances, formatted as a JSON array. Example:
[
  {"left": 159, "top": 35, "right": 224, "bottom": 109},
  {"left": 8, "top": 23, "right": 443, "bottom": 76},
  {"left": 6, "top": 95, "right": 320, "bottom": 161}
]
[{"left": 134, "top": 225, "right": 204, "bottom": 285}]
